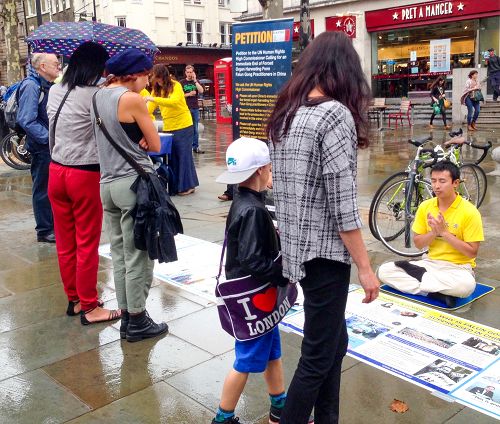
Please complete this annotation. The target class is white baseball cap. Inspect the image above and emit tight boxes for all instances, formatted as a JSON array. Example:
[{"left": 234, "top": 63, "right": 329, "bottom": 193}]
[{"left": 216, "top": 137, "right": 271, "bottom": 184}]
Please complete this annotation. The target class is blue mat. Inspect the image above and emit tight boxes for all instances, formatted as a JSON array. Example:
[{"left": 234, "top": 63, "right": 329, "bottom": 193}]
[{"left": 380, "top": 283, "right": 495, "bottom": 310}]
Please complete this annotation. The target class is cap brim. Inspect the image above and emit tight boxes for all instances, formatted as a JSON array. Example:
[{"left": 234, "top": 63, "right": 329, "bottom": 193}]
[{"left": 216, "top": 167, "right": 258, "bottom": 184}]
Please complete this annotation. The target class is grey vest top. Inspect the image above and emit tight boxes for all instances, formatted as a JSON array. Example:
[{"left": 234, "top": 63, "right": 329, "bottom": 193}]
[{"left": 92, "top": 86, "right": 155, "bottom": 184}]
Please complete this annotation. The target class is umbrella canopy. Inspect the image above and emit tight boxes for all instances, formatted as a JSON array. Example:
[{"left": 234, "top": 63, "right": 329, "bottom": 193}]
[{"left": 26, "top": 21, "right": 158, "bottom": 58}]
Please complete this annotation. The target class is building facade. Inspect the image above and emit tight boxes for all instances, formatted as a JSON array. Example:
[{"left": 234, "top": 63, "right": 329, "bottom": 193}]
[{"left": 238, "top": 0, "right": 500, "bottom": 101}]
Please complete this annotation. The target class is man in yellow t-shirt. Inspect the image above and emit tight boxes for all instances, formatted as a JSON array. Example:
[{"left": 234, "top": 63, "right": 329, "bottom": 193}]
[{"left": 378, "top": 161, "right": 484, "bottom": 307}]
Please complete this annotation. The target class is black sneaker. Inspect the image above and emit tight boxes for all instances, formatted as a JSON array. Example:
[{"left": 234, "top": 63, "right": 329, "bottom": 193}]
[
  {"left": 427, "top": 292, "right": 458, "bottom": 308},
  {"left": 211, "top": 417, "right": 240, "bottom": 424},
  {"left": 193, "top": 147, "right": 205, "bottom": 154},
  {"left": 37, "top": 233, "right": 56, "bottom": 243}
]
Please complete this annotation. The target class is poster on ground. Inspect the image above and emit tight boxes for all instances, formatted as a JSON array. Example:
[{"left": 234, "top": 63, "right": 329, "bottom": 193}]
[
  {"left": 281, "top": 290, "right": 500, "bottom": 420},
  {"left": 231, "top": 18, "right": 293, "bottom": 140}
]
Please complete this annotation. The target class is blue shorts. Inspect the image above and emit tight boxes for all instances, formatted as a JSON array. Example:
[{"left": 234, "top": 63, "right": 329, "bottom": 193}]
[{"left": 234, "top": 327, "right": 282, "bottom": 373}]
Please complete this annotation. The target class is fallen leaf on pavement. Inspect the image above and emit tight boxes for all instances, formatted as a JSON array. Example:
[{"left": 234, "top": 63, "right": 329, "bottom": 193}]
[{"left": 390, "top": 399, "right": 409, "bottom": 413}]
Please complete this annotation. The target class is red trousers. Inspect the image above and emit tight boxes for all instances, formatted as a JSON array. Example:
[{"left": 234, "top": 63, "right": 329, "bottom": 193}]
[{"left": 48, "top": 163, "right": 102, "bottom": 311}]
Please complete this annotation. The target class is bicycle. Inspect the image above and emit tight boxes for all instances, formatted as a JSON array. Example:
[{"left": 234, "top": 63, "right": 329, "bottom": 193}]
[
  {"left": 0, "top": 130, "right": 31, "bottom": 170},
  {"left": 369, "top": 133, "right": 491, "bottom": 257}
]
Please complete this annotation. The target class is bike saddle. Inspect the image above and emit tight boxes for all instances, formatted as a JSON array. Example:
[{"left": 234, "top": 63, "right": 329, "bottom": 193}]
[{"left": 408, "top": 135, "right": 433, "bottom": 148}]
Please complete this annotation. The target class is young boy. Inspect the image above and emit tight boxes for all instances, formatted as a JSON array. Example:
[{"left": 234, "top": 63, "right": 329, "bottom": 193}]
[{"left": 214, "top": 137, "right": 290, "bottom": 424}]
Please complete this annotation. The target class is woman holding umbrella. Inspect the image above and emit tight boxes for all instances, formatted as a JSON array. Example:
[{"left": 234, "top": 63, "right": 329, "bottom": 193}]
[{"left": 47, "top": 41, "right": 121, "bottom": 325}]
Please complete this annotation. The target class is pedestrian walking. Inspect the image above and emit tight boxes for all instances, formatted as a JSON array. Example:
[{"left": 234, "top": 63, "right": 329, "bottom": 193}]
[
  {"left": 461, "top": 70, "right": 482, "bottom": 131},
  {"left": 17, "top": 53, "right": 61, "bottom": 243},
  {"left": 91, "top": 49, "right": 168, "bottom": 342},
  {"left": 485, "top": 48, "right": 500, "bottom": 102},
  {"left": 267, "top": 32, "right": 380, "bottom": 424},
  {"left": 146, "top": 64, "right": 199, "bottom": 196},
  {"left": 47, "top": 41, "right": 121, "bottom": 324},
  {"left": 429, "top": 76, "right": 450, "bottom": 129},
  {"left": 180, "top": 65, "right": 205, "bottom": 153}
]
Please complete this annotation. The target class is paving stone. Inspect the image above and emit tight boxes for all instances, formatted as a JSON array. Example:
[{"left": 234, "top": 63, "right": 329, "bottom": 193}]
[
  {"left": 0, "top": 369, "right": 90, "bottom": 424},
  {"left": 43, "top": 335, "right": 212, "bottom": 409},
  {"left": 65, "top": 381, "right": 214, "bottom": 424}
]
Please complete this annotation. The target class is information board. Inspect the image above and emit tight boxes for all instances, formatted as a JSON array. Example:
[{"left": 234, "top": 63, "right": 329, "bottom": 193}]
[{"left": 231, "top": 19, "right": 293, "bottom": 140}]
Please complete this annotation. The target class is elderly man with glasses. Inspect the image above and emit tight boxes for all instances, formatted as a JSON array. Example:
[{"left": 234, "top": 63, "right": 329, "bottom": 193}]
[{"left": 17, "top": 53, "right": 61, "bottom": 243}]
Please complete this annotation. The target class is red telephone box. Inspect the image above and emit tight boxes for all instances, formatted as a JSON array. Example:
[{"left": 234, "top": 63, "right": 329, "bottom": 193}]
[{"left": 214, "top": 57, "right": 232, "bottom": 124}]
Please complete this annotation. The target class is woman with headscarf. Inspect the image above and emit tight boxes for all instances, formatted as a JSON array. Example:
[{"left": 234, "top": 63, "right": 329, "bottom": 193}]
[
  {"left": 91, "top": 49, "right": 168, "bottom": 342},
  {"left": 47, "top": 42, "right": 121, "bottom": 325},
  {"left": 146, "top": 64, "right": 199, "bottom": 196}
]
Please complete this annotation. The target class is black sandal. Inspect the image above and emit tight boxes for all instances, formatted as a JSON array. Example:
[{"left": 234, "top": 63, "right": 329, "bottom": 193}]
[
  {"left": 67, "top": 299, "right": 104, "bottom": 316},
  {"left": 80, "top": 307, "right": 121, "bottom": 326}
]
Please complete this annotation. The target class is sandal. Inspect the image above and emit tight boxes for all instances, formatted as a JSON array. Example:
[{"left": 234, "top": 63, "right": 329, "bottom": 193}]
[
  {"left": 217, "top": 193, "right": 232, "bottom": 201},
  {"left": 178, "top": 188, "right": 195, "bottom": 196},
  {"left": 80, "top": 307, "right": 122, "bottom": 326},
  {"left": 67, "top": 299, "right": 104, "bottom": 316}
]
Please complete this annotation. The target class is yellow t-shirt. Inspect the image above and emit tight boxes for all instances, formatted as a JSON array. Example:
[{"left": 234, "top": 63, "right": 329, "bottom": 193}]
[
  {"left": 412, "top": 195, "right": 484, "bottom": 267},
  {"left": 147, "top": 81, "right": 193, "bottom": 131},
  {"left": 140, "top": 88, "right": 155, "bottom": 121}
]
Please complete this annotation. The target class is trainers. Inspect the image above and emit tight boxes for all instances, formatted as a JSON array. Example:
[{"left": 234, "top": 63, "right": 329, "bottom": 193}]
[
  {"left": 211, "top": 417, "right": 240, "bottom": 424},
  {"left": 193, "top": 147, "right": 205, "bottom": 154}
]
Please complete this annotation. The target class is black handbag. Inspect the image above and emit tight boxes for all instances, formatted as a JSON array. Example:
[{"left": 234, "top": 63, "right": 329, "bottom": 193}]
[{"left": 92, "top": 93, "right": 183, "bottom": 263}]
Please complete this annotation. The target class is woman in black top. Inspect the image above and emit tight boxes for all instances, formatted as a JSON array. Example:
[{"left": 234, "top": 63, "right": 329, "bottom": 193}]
[{"left": 429, "top": 77, "right": 450, "bottom": 129}]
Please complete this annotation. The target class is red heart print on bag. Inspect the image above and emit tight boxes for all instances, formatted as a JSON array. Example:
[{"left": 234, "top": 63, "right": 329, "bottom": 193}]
[{"left": 252, "top": 287, "right": 278, "bottom": 312}]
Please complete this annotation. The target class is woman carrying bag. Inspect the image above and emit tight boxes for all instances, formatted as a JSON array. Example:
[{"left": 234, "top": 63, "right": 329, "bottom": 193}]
[
  {"left": 91, "top": 49, "right": 168, "bottom": 342},
  {"left": 429, "top": 76, "right": 450, "bottom": 129},
  {"left": 47, "top": 42, "right": 121, "bottom": 325},
  {"left": 461, "top": 70, "right": 483, "bottom": 131}
]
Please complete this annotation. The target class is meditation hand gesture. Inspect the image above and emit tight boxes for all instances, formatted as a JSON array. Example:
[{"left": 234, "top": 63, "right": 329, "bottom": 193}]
[{"left": 427, "top": 212, "right": 447, "bottom": 236}]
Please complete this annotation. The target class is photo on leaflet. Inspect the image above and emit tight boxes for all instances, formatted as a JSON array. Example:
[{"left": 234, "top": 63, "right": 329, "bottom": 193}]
[
  {"left": 466, "top": 379, "right": 499, "bottom": 403},
  {"left": 462, "top": 337, "right": 500, "bottom": 356},
  {"left": 414, "top": 359, "right": 472, "bottom": 388},
  {"left": 346, "top": 316, "right": 390, "bottom": 341},
  {"left": 398, "top": 327, "right": 456, "bottom": 349}
]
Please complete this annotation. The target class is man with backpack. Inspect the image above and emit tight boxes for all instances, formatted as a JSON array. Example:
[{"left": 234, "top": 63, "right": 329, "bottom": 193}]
[{"left": 17, "top": 53, "right": 60, "bottom": 243}]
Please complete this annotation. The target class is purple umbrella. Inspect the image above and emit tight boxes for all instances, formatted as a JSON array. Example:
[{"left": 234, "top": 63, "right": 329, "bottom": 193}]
[{"left": 26, "top": 21, "right": 158, "bottom": 58}]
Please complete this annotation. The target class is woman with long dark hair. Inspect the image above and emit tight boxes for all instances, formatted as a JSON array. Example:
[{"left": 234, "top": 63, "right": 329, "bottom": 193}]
[
  {"left": 429, "top": 76, "right": 450, "bottom": 129},
  {"left": 146, "top": 64, "right": 199, "bottom": 196},
  {"left": 47, "top": 42, "right": 121, "bottom": 325},
  {"left": 266, "top": 32, "right": 379, "bottom": 423},
  {"left": 461, "top": 70, "right": 482, "bottom": 131}
]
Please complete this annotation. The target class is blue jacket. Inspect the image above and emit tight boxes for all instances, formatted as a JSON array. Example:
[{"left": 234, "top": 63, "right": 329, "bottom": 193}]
[{"left": 17, "top": 72, "right": 52, "bottom": 148}]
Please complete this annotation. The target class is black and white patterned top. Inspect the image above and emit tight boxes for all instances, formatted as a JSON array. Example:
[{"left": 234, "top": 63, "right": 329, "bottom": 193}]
[{"left": 270, "top": 99, "right": 362, "bottom": 282}]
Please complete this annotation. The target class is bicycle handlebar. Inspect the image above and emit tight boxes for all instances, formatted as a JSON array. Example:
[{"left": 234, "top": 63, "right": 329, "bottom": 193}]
[{"left": 470, "top": 141, "right": 492, "bottom": 165}]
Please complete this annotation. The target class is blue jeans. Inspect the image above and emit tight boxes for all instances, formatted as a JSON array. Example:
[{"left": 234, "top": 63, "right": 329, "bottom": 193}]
[
  {"left": 465, "top": 96, "right": 480, "bottom": 125},
  {"left": 280, "top": 258, "right": 350, "bottom": 424},
  {"left": 189, "top": 108, "right": 200, "bottom": 149},
  {"left": 29, "top": 143, "right": 53, "bottom": 236}
]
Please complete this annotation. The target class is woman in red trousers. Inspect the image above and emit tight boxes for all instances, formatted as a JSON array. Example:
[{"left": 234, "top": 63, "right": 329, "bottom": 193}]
[{"left": 47, "top": 42, "right": 121, "bottom": 325}]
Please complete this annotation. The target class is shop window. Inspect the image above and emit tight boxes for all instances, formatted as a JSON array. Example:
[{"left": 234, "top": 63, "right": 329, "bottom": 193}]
[{"left": 372, "top": 20, "right": 477, "bottom": 99}]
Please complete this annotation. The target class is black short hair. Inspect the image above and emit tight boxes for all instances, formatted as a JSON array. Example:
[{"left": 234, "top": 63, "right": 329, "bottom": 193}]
[
  {"left": 431, "top": 160, "right": 460, "bottom": 181},
  {"left": 62, "top": 42, "right": 109, "bottom": 90}
]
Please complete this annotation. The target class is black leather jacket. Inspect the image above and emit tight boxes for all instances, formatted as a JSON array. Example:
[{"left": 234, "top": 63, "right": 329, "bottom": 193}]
[{"left": 225, "top": 186, "right": 287, "bottom": 286}]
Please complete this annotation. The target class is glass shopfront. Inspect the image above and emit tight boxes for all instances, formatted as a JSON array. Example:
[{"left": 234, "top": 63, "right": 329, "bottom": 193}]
[{"left": 369, "top": 12, "right": 499, "bottom": 99}]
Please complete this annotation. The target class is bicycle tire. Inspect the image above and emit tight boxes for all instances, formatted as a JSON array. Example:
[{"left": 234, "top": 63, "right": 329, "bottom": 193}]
[
  {"left": 458, "top": 164, "right": 480, "bottom": 207},
  {"left": 372, "top": 177, "right": 433, "bottom": 257},
  {"left": 368, "top": 171, "right": 409, "bottom": 240},
  {"left": 468, "top": 163, "right": 487, "bottom": 207},
  {"left": 0, "top": 132, "right": 31, "bottom": 170}
]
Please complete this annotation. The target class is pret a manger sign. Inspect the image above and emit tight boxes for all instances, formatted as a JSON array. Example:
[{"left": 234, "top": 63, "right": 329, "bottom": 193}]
[{"left": 400, "top": 1, "right": 453, "bottom": 20}]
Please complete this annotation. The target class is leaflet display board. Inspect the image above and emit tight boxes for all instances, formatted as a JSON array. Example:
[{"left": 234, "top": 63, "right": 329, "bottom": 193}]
[
  {"left": 281, "top": 290, "right": 500, "bottom": 420},
  {"left": 231, "top": 19, "right": 293, "bottom": 140}
]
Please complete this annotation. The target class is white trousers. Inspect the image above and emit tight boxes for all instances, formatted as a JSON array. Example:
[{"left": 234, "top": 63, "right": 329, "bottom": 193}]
[{"left": 377, "top": 258, "right": 476, "bottom": 298}]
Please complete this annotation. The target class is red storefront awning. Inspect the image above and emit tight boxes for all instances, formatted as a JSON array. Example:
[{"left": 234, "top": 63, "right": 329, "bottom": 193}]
[{"left": 365, "top": 0, "right": 500, "bottom": 32}]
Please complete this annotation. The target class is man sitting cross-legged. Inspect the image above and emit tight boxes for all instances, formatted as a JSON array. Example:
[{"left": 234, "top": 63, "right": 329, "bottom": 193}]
[{"left": 378, "top": 160, "right": 484, "bottom": 308}]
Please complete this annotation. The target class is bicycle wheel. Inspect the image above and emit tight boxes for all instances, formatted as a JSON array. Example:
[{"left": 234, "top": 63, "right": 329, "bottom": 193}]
[
  {"left": 372, "top": 177, "right": 433, "bottom": 257},
  {"left": 368, "top": 171, "right": 408, "bottom": 240},
  {"left": 468, "top": 163, "right": 487, "bottom": 207},
  {"left": 0, "top": 132, "right": 31, "bottom": 170},
  {"left": 458, "top": 164, "right": 480, "bottom": 207}
]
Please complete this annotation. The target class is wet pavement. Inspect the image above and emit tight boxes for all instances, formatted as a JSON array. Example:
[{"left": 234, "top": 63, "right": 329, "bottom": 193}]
[{"left": 0, "top": 120, "right": 499, "bottom": 423}]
